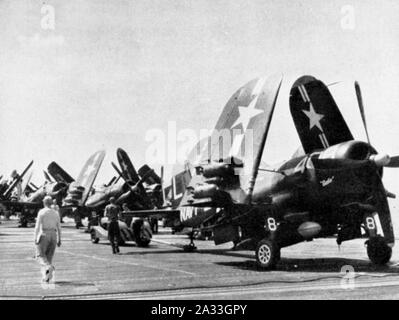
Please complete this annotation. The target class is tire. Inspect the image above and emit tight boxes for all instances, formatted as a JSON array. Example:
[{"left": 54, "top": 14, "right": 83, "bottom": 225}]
[
  {"left": 136, "top": 238, "right": 150, "bottom": 247},
  {"left": 132, "top": 219, "right": 151, "bottom": 247},
  {"left": 366, "top": 236, "right": 392, "bottom": 265},
  {"left": 255, "top": 239, "right": 280, "bottom": 270},
  {"left": 90, "top": 230, "right": 99, "bottom": 244},
  {"left": 136, "top": 227, "right": 151, "bottom": 247},
  {"left": 183, "top": 244, "right": 197, "bottom": 252}
]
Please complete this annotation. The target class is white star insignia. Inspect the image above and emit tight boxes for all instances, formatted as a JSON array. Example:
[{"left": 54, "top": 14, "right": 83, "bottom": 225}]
[
  {"left": 302, "top": 103, "right": 324, "bottom": 131},
  {"left": 121, "top": 162, "right": 128, "bottom": 172},
  {"left": 231, "top": 95, "right": 263, "bottom": 131}
]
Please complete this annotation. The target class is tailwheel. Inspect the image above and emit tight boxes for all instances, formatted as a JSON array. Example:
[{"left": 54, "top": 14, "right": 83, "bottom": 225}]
[
  {"left": 366, "top": 236, "right": 392, "bottom": 265},
  {"left": 90, "top": 230, "right": 99, "bottom": 244},
  {"left": 255, "top": 238, "right": 280, "bottom": 270},
  {"left": 183, "top": 231, "right": 197, "bottom": 252}
]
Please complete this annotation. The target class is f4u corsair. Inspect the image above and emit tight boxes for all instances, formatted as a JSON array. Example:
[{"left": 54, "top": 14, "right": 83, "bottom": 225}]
[
  {"left": 126, "top": 74, "right": 399, "bottom": 269},
  {"left": 0, "top": 150, "right": 106, "bottom": 227}
]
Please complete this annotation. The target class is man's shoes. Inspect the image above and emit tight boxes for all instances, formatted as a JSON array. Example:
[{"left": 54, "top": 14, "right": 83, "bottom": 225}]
[
  {"left": 48, "top": 266, "right": 55, "bottom": 281},
  {"left": 42, "top": 266, "right": 50, "bottom": 282}
]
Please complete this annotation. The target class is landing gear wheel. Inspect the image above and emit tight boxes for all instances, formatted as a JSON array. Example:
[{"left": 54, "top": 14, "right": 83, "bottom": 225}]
[
  {"left": 183, "top": 231, "right": 197, "bottom": 252},
  {"left": 366, "top": 236, "right": 392, "bottom": 265},
  {"left": 135, "top": 228, "right": 151, "bottom": 247},
  {"left": 255, "top": 239, "right": 280, "bottom": 270},
  {"left": 136, "top": 238, "right": 150, "bottom": 247},
  {"left": 90, "top": 230, "right": 99, "bottom": 244},
  {"left": 183, "top": 243, "right": 197, "bottom": 252},
  {"left": 133, "top": 219, "right": 151, "bottom": 247},
  {"left": 19, "top": 217, "right": 28, "bottom": 228}
]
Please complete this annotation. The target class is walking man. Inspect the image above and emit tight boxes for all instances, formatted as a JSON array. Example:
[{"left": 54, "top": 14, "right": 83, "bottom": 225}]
[
  {"left": 104, "top": 197, "right": 121, "bottom": 254},
  {"left": 34, "top": 196, "right": 61, "bottom": 283}
]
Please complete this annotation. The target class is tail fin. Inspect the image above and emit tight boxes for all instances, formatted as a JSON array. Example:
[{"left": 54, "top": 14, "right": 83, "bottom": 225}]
[
  {"left": 186, "top": 75, "right": 283, "bottom": 205},
  {"left": 64, "top": 150, "right": 106, "bottom": 206}
]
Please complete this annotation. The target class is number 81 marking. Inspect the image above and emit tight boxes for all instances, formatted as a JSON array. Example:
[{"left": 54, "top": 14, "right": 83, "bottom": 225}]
[{"left": 266, "top": 217, "right": 277, "bottom": 231}]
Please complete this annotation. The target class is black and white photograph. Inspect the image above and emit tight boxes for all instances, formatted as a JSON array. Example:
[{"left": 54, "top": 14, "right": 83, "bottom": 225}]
[{"left": 0, "top": 0, "right": 399, "bottom": 304}]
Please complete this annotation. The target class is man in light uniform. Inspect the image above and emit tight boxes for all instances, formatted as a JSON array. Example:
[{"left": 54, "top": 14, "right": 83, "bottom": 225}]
[
  {"left": 34, "top": 196, "right": 61, "bottom": 282},
  {"left": 104, "top": 197, "right": 121, "bottom": 254}
]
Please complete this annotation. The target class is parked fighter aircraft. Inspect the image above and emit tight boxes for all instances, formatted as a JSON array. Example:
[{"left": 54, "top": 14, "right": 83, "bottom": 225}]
[
  {"left": 124, "top": 74, "right": 399, "bottom": 269},
  {"left": 88, "top": 148, "right": 164, "bottom": 246},
  {"left": 0, "top": 161, "right": 34, "bottom": 201},
  {"left": 0, "top": 161, "right": 37, "bottom": 222},
  {"left": 122, "top": 75, "right": 282, "bottom": 251},
  {"left": 62, "top": 150, "right": 106, "bottom": 227},
  {"left": 78, "top": 148, "right": 162, "bottom": 215},
  {"left": 0, "top": 150, "right": 105, "bottom": 227}
]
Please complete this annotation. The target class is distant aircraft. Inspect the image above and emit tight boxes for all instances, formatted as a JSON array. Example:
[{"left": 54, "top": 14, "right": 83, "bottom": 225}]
[
  {"left": 0, "top": 150, "right": 105, "bottom": 227},
  {"left": 124, "top": 74, "right": 399, "bottom": 269},
  {"left": 88, "top": 149, "right": 164, "bottom": 246},
  {"left": 61, "top": 150, "right": 106, "bottom": 227},
  {"left": 0, "top": 161, "right": 34, "bottom": 201},
  {"left": 0, "top": 161, "right": 35, "bottom": 221},
  {"left": 85, "top": 148, "right": 162, "bottom": 210}
]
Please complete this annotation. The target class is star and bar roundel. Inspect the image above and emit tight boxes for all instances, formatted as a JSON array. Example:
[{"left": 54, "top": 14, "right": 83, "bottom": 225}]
[
  {"left": 206, "top": 75, "right": 282, "bottom": 166},
  {"left": 289, "top": 75, "right": 353, "bottom": 154}
]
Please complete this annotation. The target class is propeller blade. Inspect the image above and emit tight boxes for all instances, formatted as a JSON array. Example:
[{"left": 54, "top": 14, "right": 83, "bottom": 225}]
[
  {"left": 114, "top": 175, "right": 121, "bottom": 184},
  {"left": 386, "top": 189, "right": 396, "bottom": 199},
  {"left": 29, "top": 182, "right": 39, "bottom": 191},
  {"left": 106, "top": 176, "right": 116, "bottom": 187},
  {"left": 111, "top": 162, "right": 124, "bottom": 179},
  {"left": 355, "top": 81, "right": 371, "bottom": 145},
  {"left": 43, "top": 170, "right": 53, "bottom": 183},
  {"left": 326, "top": 81, "right": 341, "bottom": 87},
  {"left": 385, "top": 155, "right": 399, "bottom": 168}
]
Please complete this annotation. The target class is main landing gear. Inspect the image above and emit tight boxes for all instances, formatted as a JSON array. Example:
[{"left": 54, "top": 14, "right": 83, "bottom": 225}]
[
  {"left": 183, "top": 231, "right": 197, "bottom": 252},
  {"left": 255, "top": 238, "right": 281, "bottom": 270},
  {"left": 366, "top": 235, "right": 392, "bottom": 265}
]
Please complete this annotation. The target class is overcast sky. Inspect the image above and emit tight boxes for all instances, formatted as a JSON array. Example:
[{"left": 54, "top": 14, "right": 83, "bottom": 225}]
[{"left": 1, "top": 0, "right": 399, "bottom": 226}]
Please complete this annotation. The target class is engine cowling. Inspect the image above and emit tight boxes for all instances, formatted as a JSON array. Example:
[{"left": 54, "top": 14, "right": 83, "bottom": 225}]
[
  {"left": 193, "top": 184, "right": 221, "bottom": 199},
  {"left": 318, "top": 140, "right": 376, "bottom": 161},
  {"left": 318, "top": 140, "right": 382, "bottom": 176},
  {"left": 201, "top": 163, "right": 234, "bottom": 178}
]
